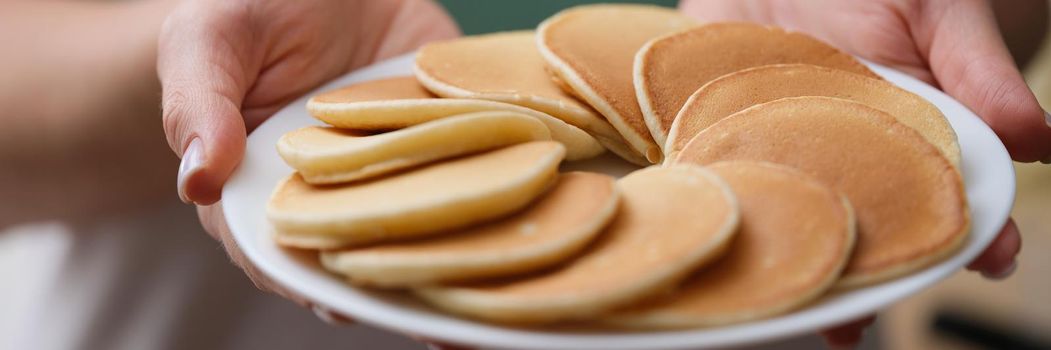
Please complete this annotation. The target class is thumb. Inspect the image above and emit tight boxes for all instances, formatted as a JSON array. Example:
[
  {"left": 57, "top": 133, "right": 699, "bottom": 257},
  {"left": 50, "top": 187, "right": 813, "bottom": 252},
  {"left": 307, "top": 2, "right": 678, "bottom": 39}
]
[
  {"left": 159, "top": 3, "right": 257, "bottom": 205},
  {"left": 915, "top": 0, "right": 1051, "bottom": 162}
]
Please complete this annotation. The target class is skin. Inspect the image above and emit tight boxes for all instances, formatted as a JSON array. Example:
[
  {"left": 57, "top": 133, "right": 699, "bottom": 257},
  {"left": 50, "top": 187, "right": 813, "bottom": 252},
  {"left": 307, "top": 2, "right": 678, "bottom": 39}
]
[
  {"left": 0, "top": 0, "right": 181, "bottom": 228},
  {"left": 678, "top": 0, "right": 1039, "bottom": 347},
  {"left": 161, "top": 0, "right": 461, "bottom": 204},
  {"left": 159, "top": 0, "right": 461, "bottom": 346},
  {"left": 170, "top": 0, "right": 1035, "bottom": 348},
  {"left": 183, "top": 1, "right": 1033, "bottom": 348},
  {"left": 0, "top": 0, "right": 1033, "bottom": 348},
  {"left": 0, "top": 0, "right": 459, "bottom": 348}
]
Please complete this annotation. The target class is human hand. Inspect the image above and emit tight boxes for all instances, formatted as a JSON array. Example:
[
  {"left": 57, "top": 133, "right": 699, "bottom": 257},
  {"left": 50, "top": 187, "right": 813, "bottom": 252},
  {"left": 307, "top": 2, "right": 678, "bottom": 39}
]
[
  {"left": 679, "top": 0, "right": 1031, "bottom": 347},
  {"left": 195, "top": 203, "right": 351, "bottom": 322},
  {"left": 160, "top": 0, "right": 460, "bottom": 205},
  {"left": 160, "top": 0, "right": 461, "bottom": 343},
  {"left": 680, "top": 0, "right": 1049, "bottom": 160}
]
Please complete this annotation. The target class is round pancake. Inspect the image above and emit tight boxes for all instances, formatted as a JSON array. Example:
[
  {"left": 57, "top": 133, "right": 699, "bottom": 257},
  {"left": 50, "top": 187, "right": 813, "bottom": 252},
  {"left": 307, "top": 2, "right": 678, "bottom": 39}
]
[
  {"left": 674, "top": 97, "right": 969, "bottom": 288},
  {"left": 307, "top": 77, "right": 435, "bottom": 128},
  {"left": 320, "top": 172, "right": 619, "bottom": 288},
  {"left": 270, "top": 141, "right": 566, "bottom": 249},
  {"left": 414, "top": 31, "right": 633, "bottom": 160},
  {"left": 538, "top": 4, "right": 696, "bottom": 164},
  {"left": 609, "top": 161, "right": 856, "bottom": 328},
  {"left": 307, "top": 76, "right": 604, "bottom": 161},
  {"left": 415, "top": 165, "right": 739, "bottom": 324},
  {"left": 635, "top": 22, "right": 880, "bottom": 150},
  {"left": 664, "top": 64, "right": 960, "bottom": 165},
  {"left": 278, "top": 111, "right": 551, "bottom": 185}
]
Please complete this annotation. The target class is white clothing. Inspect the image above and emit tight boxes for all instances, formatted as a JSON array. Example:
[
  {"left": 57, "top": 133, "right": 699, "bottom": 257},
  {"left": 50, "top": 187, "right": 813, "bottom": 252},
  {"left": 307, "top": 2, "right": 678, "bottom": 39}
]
[{"left": 0, "top": 201, "right": 422, "bottom": 350}]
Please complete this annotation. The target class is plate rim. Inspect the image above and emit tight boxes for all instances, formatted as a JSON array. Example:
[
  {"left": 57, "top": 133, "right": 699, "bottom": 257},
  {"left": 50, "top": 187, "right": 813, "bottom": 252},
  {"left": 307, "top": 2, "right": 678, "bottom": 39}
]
[{"left": 222, "top": 52, "right": 1016, "bottom": 350}]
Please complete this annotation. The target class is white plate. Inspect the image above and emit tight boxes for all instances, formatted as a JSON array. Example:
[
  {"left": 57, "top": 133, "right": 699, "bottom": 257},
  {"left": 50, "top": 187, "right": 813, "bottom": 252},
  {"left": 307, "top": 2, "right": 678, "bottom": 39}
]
[{"left": 223, "top": 53, "right": 1015, "bottom": 350}]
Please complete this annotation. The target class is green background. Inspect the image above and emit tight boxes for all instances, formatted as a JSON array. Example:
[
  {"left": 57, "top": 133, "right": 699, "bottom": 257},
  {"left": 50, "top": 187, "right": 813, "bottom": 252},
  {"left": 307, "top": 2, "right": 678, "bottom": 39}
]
[{"left": 437, "top": 1, "right": 678, "bottom": 35}]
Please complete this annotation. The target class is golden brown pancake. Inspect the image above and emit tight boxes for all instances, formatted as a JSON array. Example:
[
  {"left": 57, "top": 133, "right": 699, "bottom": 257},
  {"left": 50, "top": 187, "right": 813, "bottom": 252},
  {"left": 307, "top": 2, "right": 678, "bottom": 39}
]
[
  {"left": 320, "top": 172, "right": 619, "bottom": 288},
  {"left": 610, "top": 161, "right": 856, "bottom": 328},
  {"left": 674, "top": 97, "right": 969, "bottom": 288},
  {"left": 307, "top": 76, "right": 604, "bottom": 161},
  {"left": 278, "top": 112, "right": 550, "bottom": 184},
  {"left": 635, "top": 23, "right": 880, "bottom": 150},
  {"left": 307, "top": 76, "right": 440, "bottom": 129},
  {"left": 415, "top": 165, "right": 739, "bottom": 324},
  {"left": 269, "top": 142, "right": 566, "bottom": 249},
  {"left": 664, "top": 64, "right": 960, "bottom": 165},
  {"left": 538, "top": 4, "right": 695, "bottom": 164},
  {"left": 414, "top": 31, "right": 630, "bottom": 159}
]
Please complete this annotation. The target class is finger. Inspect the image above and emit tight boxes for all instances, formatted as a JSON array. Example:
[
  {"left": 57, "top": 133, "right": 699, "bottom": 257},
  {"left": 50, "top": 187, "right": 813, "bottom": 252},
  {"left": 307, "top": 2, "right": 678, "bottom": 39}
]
[
  {"left": 159, "top": 2, "right": 260, "bottom": 205},
  {"left": 913, "top": 0, "right": 1051, "bottom": 162},
  {"left": 967, "top": 217, "right": 1021, "bottom": 279},
  {"left": 371, "top": 0, "right": 462, "bottom": 61},
  {"left": 819, "top": 315, "right": 876, "bottom": 350},
  {"left": 310, "top": 303, "right": 355, "bottom": 326},
  {"left": 423, "top": 343, "right": 473, "bottom": 350},
  {"left": 417, "top": 339, "right": 472, "bottom": 350},
  {"left": 196, "top": 202, "right": 312, "bottom": 308},
  {"left": 195, "top": 200, "right": 225, "bottom": 242}
]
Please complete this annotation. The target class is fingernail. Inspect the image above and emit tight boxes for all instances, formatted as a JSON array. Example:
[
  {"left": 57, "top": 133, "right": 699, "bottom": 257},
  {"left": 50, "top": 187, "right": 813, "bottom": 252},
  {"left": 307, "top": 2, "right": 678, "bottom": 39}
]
[
  {"left": 177, "top": 138, "right": 204, "bottom": 204},
  {"left": 982, "top": 260, "right": 1017, "bottom": 280}
]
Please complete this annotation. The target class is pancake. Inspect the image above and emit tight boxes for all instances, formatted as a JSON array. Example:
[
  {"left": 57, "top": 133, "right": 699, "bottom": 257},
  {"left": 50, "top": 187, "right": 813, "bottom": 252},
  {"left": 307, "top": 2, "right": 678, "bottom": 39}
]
[
  {"left": 320, "top": 172, "right": 619, "bottom": 288},
  {"left": 307, "top": 77, "right": 435, "bottom": 128},
  {"left": 270, "top": 142, "right": 566, "bottom": 249},
  {"left": 664, "top": 64, "right": 960, "bottom": 165},
  {"left": 538, "top": 4, "right": 696, "bottom": 164},
  {"left": 414, "top": 31, "right": 636, "bottom": 163},
  {"left": 635, "top": 23, "right": 880, "bottom": 150},
  {"left": 307, "top": 76, "right": 604, "bottom": 161},
  {"left": 674, "top": 97, "right": 969, "bottom": 288},
  {"left": 610, "top": 161, "right": 856, "bottom": 328},
  {"left": 278, "top": 111, "right": 551, "bottom": 185},
  {"left": 415, "top": 165, "right": 739, "bottom": 324}
]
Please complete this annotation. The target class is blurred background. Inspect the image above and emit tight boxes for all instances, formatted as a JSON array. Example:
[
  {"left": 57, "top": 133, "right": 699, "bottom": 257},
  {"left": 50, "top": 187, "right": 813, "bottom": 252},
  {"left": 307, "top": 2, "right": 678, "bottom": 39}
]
[{"left": 0, "top": 0, "right": 1048, "bottom": 349}]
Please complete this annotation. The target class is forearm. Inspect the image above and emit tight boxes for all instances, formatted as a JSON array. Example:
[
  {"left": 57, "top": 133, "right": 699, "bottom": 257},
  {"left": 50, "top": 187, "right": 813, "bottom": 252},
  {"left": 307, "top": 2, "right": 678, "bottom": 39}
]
[{"left": 0, "top": 0, "right": 179, "bottom": 227}]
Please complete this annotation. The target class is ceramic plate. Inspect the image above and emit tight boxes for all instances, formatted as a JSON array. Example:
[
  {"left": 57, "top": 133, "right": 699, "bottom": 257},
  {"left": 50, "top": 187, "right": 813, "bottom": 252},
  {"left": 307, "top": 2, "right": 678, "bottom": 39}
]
[{"left": 223, "top": 53, "right": 1015, "bottom": 350}]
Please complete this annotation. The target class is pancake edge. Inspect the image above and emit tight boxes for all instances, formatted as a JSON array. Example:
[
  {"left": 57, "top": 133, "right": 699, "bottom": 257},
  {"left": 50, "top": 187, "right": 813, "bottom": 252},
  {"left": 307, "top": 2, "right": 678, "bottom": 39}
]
[
  {"left": 536, "top": 14, "right": 661, "bottom": 164},
  {"left": 672, "top": 96, "right": 971, "bottom": 289},
  {"left": 412, "top": 165, "right": 741, "bottom": 324},
  {"left": 319, "top": 173, "right": 620, "bottom": 288},
  {"left": 268, "top": 143, "right": 566, "bottom": 248},
  {"left": 307, "top": 98, "right": 605, "bottom": 161},
  {"left": 606, "top": 164, "right": 858, "bottom": 328}
]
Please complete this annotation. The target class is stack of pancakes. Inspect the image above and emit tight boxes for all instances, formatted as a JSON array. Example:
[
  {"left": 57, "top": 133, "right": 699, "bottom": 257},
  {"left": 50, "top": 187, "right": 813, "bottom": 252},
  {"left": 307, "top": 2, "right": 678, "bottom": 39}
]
[{"left": 266, "top": 4, "right": 969, "bottom": 328}]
